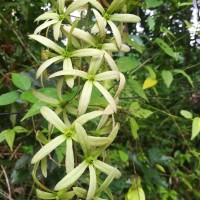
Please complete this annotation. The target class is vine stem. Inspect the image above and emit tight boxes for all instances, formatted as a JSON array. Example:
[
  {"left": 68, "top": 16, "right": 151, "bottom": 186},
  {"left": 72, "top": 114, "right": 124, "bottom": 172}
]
[{"left": 0, "top": 13, "right": 38, "bottom": 64}]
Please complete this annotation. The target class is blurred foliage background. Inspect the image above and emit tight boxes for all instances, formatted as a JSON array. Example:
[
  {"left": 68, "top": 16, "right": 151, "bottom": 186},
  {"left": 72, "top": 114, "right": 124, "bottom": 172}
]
[{"left": 0, "top": 0, "right": 200, "bottom": 199}]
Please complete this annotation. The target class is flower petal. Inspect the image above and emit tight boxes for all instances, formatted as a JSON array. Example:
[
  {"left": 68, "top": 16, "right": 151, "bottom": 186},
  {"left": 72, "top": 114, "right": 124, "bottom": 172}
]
[
  {"left": 94, "top": 160, "right": 121, "bottom": 179},
  {"left": 58, "top": 0, "right": 65, "bottom": 14},
  {"left": 92, "top": 9, "right": 106, "bottom": 38},
  {"left": 49, "top": 69, "right": 88, "bottom": 79},
  {"left": 40, "top": 106, "right": 68, "bottom": 133},
  {"left": 34, "top": 19, "right": 58, "bottom": 35},
  {"left": 78, "top": 81, "right": 93, "bottom": 116},
  {"left": 66, "top": 139, "right": 74, "bottom": 173},
  {"left": 63, "top": 58, "right": 75, "bottom": 88},
  {"left": 65, "top": 0, "right": 89, "bottom": 16},
  {"left": 29, "top": 35, "right": 64, "bottom": 54},
  {"left": 54, "top": 161, "right": 88, "bottom": 190},
  {"left": 87, "top": 165, "right": 96, "bottom": 200},
  {"left": 71, "top": 48, "right": 103, "bottom": 57},
  {"left": 110, "top": 14, "right": 141, "bottom": 23},
  {"left": 114, "top": 73, "right": 125, "bottom": 98},
  {"left": 107, "top": 20, "right": 122, "bottom": 49},
  {"left": 35, "top": 12, "right": 59, "bottom": 21},
  {"left": 102, "top": 43, "right": 130, "bottom": 52},
  {"left": 36, "top": 189, "right": 57, "bottom": 199},
  {"left": 106, "top": 0, "right": 125, "bottom": 14},
  {"left": 75, "top": 122, "right": 89, "bottom": 156},
  {"left": 95, "top": 71, "right": 119, "bottom": 81},
  {"left": 93, "top": 81, "right": 117, "bottom": 112},
  {"left": 32, "top": 89, "right": 60, "bottom": 105},
  {"left": 36, "top": 56, "right": 63, "bottom": 79},
  {"left": 88, "top": 136, "right": 111, "bottom": 146},
  {"left": 88, "top": 55, "right": 103, "bottom": 75},
  {"left": 104, "top": 51, "right": 118, "bottom": 71},
  {"left": 88, "top": 0, "right": 105, "bottom": 14},
  {"left": 53, "top": 20, "right": 62, "bottom": 41},
  {"left": 75, "top": 111, "right": 104, "bottom": 125},
  {"left": 63, "top": 25, "right": 97, "bottom": 46},
  {"left": 31, "top": 135, "right": 66, "bottom": 164},
  {"left": 73, "top": 187, "right": 87, "bottom": 199}
]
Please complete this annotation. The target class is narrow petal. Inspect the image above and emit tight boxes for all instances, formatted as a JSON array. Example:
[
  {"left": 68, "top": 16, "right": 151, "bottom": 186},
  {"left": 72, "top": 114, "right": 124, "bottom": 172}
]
[
  {"left": 73, "top": 187, "right": 87, "bottom": 199},
  {"left": 66, "top": 139, "right": 74, "bottom": 173},
  {"left": 104, "top": 51, "right": 118, "bottom": 71},
  {"left": 63, "top": 25, "right": 97, "bottom": 46},
  {"left": 94, "top": 160, "right": 121, "bottom": 179},
  {"left": 75, "top": 122, "right": 89, "bottom": 156},
  {"left": 102, "top": 43, "right": 130, "bottom": 53},
  {"left": 65, "top": 0, "right": 89, "bottom": 16},
  {"left": 29, "top": 35, "right": 64, "bottom": 54},
  {"left": 36, "top": 189, "right": 57, "bottom": 199},
  {"left": 63, "top": 58, "right": 75, "bottom": 88},
  {"left": 88, "top": 136, "right": 111, "bottom": 146},
  {"left": 95, "top": 171, "right": 115, "bottom": 195},
  {"left": 93, "top": 81, "right": 117, "bottom": 112},
  {"left": 110, "top": 14, "right": 141, "bottom": 23},
  {"left": 66, "top": 105, "right": 78, "bottom": 115},
  {"left": 53, "top": 20, "right": 62, "bottom": 41},
  {"left": 32, "top": 89, "right": 60, "bottom": 105},
  {"left": 71, "top": 48, "right": 103, "bottom": 57},
  {"left": 58, "top": 0, "right": 65, "bottom": 14},
  {"left": 40, "top": 106, "right": 68, "bottom": 133},
  {"left": 87, "top": 165, "right": 96, "bottom": 200},
  {"left": 106, "top": 0, "right": 125, "bottom": 14},
  {"left": 92, "top": 9, "right": 106, "bottom": 38},
  {"left": 49, "top": 69, "right": 88, "bottom": 79},
  {"left": 95, "top": 71, "right": 119, "bottom": 81},
  {"left": 114, "top": 73, "right": 125, "bottom": 98},
  {"left": 88, "top": 0, "right": 105, "bottom": 14},
  {"left": 54, "top": 161, "right": 88, "bottom": 190},
  {"left": 74, "top": 111, "right": 104, "bottom": 125},
  {"left": 63, "top": 111, "right": 71, "bottom": 129},
  {"left": 41, "top": 156, "right": 47, "bottom": 178},
  {"left": 78, "top": 81, "right": 93, "bottom": 116},
  {"left": 35, "top": 12, "right": 59, "bottom": 21},
  {"left": 36, "top": 56, "right": 63, "bottom": 79},
  {"left": 31, "top": 135, "right": 66, "bottom": 164},
  {"left": 56, "top": 78, "right": 64, "bottom": 101},
  {"left": 34, "top": 20, "right": 58, "bottom": 35},
  {"left": 88, "top": 55, "right": 103, "bottom": 75},
  {"left": 107, "top": 20, "right": 122, "bottom": 49}
]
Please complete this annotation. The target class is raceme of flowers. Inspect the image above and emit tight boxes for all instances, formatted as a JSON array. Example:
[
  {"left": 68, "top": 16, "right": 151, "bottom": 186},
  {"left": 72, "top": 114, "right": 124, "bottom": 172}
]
[{"left": 30, "top": 0, "right": 140, "bottom": 199}]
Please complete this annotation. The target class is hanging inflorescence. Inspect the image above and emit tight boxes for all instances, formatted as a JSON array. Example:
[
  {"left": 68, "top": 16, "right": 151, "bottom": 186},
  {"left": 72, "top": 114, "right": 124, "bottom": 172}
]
[{"left": 30, "top": 0, "right": 140, "bottom": 199}]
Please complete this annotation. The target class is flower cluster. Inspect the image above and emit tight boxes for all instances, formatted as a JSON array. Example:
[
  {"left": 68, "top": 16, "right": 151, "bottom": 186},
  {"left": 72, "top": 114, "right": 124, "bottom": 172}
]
[{"left": 30, "top": 0, "right": 140, "bottom": 199}]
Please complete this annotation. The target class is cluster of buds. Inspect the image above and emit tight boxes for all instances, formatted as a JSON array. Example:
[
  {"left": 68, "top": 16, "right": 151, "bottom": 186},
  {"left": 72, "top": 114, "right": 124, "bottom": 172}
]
[{"left": 30, "top": 0, "right": 140, "bottom": 199}]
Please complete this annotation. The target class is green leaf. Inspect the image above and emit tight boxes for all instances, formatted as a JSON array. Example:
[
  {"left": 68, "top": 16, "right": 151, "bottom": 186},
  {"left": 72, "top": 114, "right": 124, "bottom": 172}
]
[
  {"left": 143, "top": 77, "right": 157, "bottom": 89},
  {"left": 130, "top": 117, "right": 139, "bottom": 140},
  {"left": 191, "top": 117, "right": 200, "bottom": 140},
  {"left": 0, "top": 91, "right": 20, "bottom": 106},
  {"left": 118, "top": 150, "right": 129, "bottom": 162},
  {"left": 126, "top": 36, "right": 145, "bottom": 54},
  {"left": 11, "top": 73, "right": 31, "bottom": 91},
  {"left": 0, "top": 131, "right": 6, "bottom": 143},
  {"left": 129, "top": 102, "right": 153, "bottom": 118},
  {"left": 173, "top": 69, "right": 194, "bottom": 87},
  {"left": 116, "top": 57, "right": 140, "bottom": 72},
  {"left": 180, "top": 110, "right": 193, "bottom": 119},
  {"left": 146, "top": 0, "right": 163, "bottom": 8},
  {"left": 127, "top": 79, "right": 148, "bottom": 101},
  {"left": 21, "top": 101, "right": 47, "bottom": 121},
  {"left": 5, "top": 129, "right": 15, "bottom": 151},
  {"left": 162, "top": 70, "right": 173, "bottom": 88},
  {"left": 154, "top": 38, "right": 176, "bottom": 59},
  {"left": 147, "top": 16, "right": 155, "bottom": 31},
  {"left": 13, "top": 126, "right": 28, "bottom": 133}
]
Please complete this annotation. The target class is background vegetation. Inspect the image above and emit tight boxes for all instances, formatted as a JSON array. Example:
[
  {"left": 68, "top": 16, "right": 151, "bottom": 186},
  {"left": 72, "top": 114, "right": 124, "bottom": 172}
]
[{"left": 0, "top": 0, "right": 200, "bottom": 199}]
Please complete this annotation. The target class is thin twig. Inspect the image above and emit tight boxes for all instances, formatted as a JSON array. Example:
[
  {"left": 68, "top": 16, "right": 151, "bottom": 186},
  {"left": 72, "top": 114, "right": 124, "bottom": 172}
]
[{"left": 1, "top": 166, "right": 13, "bottom": 200}]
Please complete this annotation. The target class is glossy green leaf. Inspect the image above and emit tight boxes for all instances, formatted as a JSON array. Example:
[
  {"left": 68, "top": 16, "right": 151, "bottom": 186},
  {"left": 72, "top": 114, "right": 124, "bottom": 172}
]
[
  {"left": 128, "top": 79, "right": 148, "bottom": 101},
  {"left": 180, "top": 110, "right": 193, "bottom": 119},
  {"left": 0, "top": 91, "right": 20, "bottom": 106},
  {"left": 162, "top": 70, "right": 173, "bottom": 88},
  {"left": 146, "top": 0, "right": 163, "bottom": 8},
  {"left": 130, "top": 117, "right": 139, "bottom": 140},
  {"left": 5, "top": 129, "right": 15, "bottom": 151},
  {"left": 191, "top": 117, "right": 200, "bottom": 140},
  {"left": 118, "top": 150, "right": 129, "bottom": 162},
  {"left": 0, "top": 131, "right": 6, "bottom": 143},
  {"left": 13, "top": 126, "right": 28, "bottom": 133},
  {"left": 154, "top": 38, "right": 176, "bottom": 59},
  {"left": 11, "top": 73, "right": 31, "bottom": 91},
  {"left": 116, "top": 57, "right": 140, "bottom": 72}
]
